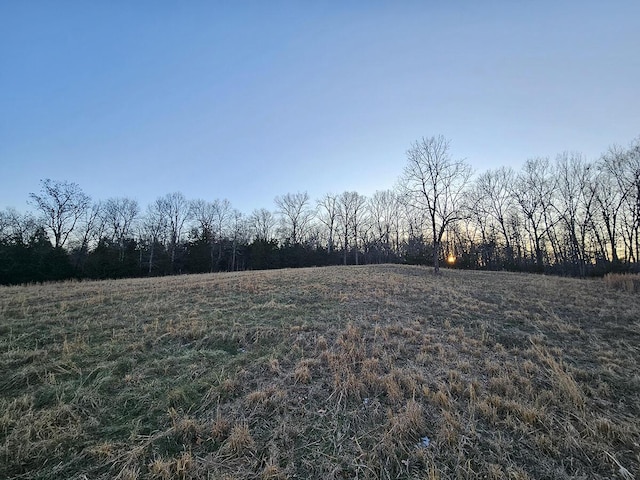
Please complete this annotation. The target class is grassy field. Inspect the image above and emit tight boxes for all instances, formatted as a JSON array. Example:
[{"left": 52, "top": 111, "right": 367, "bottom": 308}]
[{"left": 1, "top": 265, "right": 639, "bottom": 480}]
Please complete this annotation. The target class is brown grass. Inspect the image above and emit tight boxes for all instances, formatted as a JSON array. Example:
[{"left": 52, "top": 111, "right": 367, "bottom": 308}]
[
  {"left": 604, "top": 272, "right": 640, "bottom": 293},
  {"left": 1, "top": 265, "right": 639, "bottom": 479}
]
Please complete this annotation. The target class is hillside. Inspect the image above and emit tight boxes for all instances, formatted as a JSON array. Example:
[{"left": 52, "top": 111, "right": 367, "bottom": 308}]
[{"left": 1, "top": 265, "right": 639, "bottom": 479}]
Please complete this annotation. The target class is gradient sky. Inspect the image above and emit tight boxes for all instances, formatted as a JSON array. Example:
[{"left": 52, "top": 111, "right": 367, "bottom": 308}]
[{"left": 2, "top": 1, "right": 639, "bottom": 214}]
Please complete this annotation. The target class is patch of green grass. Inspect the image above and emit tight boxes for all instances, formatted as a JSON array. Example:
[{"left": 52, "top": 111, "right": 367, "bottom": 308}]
[{"left": 1, "top": 266, "right": 639, "bottom": 479}]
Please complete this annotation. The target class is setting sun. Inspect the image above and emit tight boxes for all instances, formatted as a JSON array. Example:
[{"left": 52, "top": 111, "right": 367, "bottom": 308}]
[{"left": 447, "top": 254, "right": 456, "bottom": 264}]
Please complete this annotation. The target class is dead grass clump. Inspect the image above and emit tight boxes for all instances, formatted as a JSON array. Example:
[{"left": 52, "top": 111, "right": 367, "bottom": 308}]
[
  {"left": 226, "top": 423, "right": 255, "bottom": 455},
  {"left": 148, "top": 451, "right": 195, "bottom": 480},
  {"left": 293, "top": 363, "right": 312, "bottom": 384},
  {"left": 532, "top": 343, "right": 585, "bottom": 408},
  {"left": 604, "top": 272, "right": 640, "bottom": 293},
  {"left": 260, "top": 462, "right": 286, "bottom": 480},
  {"left": 245, "top": 387, "right": 286, "bottom": 411},
  {"left": 332, "top": 369, "right": 365, "bottom": 402},
  {"left": 315, "top": 334, "right": 329, "bottom": 351},
  {"left": 168, "top": 409, "right": 202, "bottom": 444}
]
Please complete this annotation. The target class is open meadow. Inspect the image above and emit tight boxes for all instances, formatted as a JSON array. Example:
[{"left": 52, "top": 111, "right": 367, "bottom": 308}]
[{"left": 1, "top": 265, "right": 639, "bottom": 479}]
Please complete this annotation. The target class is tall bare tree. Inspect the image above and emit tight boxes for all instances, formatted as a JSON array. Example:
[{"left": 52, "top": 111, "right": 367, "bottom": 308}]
[
  {"left": 335, "top": 191, "right": 368, "bottom": 265},
  {"left": 29, "top": 179, "right": 90, "bottom": 249},
  {"left": 0, "top": 208, "right": 39, "bottom": 245},
  {"left": 191, "top": 199, "right": 218, "bottom": 271},
  {"left": 511, "top": 158, "right": 557, "bottom": 270},
  {"left": 275, "top": 192, "right": 314, "bottom": 245},
  {"left": 212, "top": 199, "right": 232, "bottom": 269},
  {"left": 552, "top": 153, "right": 597, "bottom": 275},
  {"left": 368, "top": 189, "right": 401, "bottom": 262},
  {"left": 248, "top": 208, "right": 276, "bottom": 242},
  {"left": 229, "top": 209, "right": 247, "bottom": 271},
  {"left": 140, "top": 203, "right": 168, "bottom": 274},
  {"left": 155, "top": 192, "right": 191, "bottom": 272},
  {"left": 472, "top": 167, "right": 516, "bottom": 250},
  {"left": 399, "top": 136, "right": 472, "bottom": 273},
  {"left": 317, "top": 193, "right": 339, "bottom": 254},
  {"left": 102, "top": 198, "right": 139, "bottom": 262},
  {"left": 72, "top": 201, "right": 104, "bottom": 268}
]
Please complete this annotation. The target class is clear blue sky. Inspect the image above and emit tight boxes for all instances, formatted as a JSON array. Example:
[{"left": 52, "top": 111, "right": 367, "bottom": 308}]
[{"left": 2, "top": 1, "right": 639, "bottom": 214}]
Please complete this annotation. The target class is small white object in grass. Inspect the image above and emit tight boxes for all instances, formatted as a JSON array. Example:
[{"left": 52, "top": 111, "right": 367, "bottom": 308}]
[{"left": 417, "top": 436, "right": 430, "bottom": 448}]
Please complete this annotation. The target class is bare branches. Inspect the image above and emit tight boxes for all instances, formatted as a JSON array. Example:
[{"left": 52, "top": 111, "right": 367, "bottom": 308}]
[
  {"left": 29, "top": 179, "right": 91, "bottom": 249},
  {"left": 399, "top": 136, "right": 472, "bottom": 273},
  {"left": 275, "top": 192, "right": 315, "bottom": 245}
]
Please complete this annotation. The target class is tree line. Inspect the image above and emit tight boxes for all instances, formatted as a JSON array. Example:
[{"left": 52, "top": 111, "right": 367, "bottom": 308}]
[{"left": 1, "top": 135, "right": 639, "bottom": 284}]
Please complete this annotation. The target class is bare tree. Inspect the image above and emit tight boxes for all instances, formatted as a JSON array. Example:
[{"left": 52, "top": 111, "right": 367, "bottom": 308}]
[
  {"left": 191, "top": 199, "right": 218, "bottom": 271},
  {"left": 229, "top": 209, "right": 247, "bottom": 271},
  {"left": 511, "top": 158, "right": 557, "bottom": 270},
  {"left": 472, "top": 167, "right": 516, "bottom": 250},
  {"left": 102, "top": 198, "right": 139, "bottom": 262},
  {"left": 337, "top": 191, "right": 356, "bottom": 265},
  {"left": 616, "top": 139, "right": 640, "bottom": 263},
  {"left": 368, "top": 190, "right": 401, "bottom": 262},
  {"left": 594, "top": 146, "right": 632, "bottom": 263},
  {"left": 350, "top": 192, "right": 367, "bottom": 265},
  {"left": 336, "top": 191, "right": 368, "bottom": 265},
  {"left": 211, "top": 199, "right": 232, "bottom": 269},
  {"left": 140, "top": 203, "right": 168, "bottom": 274},
  {"left": 317, "top": 193, "right": 339, "bottom": 254},
  {"left": 71, "top": 201, "right": 105, "bottom": 269},
  {"left": 552, "top": 153, "right": 597, "bottom": 275},
  {"left": 275, "top": 192, "right": 314, "bottom": 245},
  {"left": 248, "top": 208, "right": 276, "bottom": 242},
  {"left": 399, "top": 136, "right": 472, "bottom": 273},
  {"left": 154, "top": 192, "right": 191, "bottom": 272},
  {"left": 0, "top": 208, "right": 39, "bottom": 245},
  {"left": 0, "top": 209, "right": 10, "bottom": 244},
  {"left": 29, "top": 179, "right": 90, "bottom": 249}
]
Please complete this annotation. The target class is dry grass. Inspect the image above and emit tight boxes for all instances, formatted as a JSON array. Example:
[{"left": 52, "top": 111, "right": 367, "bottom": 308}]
[
  {"left": 1, "top": 265, "right": 639, "bottom": 479},
  {"left": 604, "top": 272, "right": 640, "bottom": 293}
]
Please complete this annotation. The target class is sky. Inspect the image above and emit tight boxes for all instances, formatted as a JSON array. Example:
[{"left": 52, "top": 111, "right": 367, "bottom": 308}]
[{"left": 1, "top": 1, "right": 639, "bottom": 214}]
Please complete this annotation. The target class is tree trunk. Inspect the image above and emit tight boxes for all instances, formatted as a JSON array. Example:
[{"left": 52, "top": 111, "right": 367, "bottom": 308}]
[{"left": 433, "top": 240, "right": 441, "bottom": 274}]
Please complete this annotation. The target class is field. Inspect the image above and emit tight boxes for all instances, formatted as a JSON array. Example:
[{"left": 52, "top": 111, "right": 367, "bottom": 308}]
[{"left": 1, "top": 265, "right": 639, "bottom": 480}]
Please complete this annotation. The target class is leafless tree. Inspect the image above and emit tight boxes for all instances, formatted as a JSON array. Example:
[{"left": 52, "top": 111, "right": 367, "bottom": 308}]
[
  {"left": 0, "top": 209, "right": 10, "bottom": 243},
  {"left": 617, "top": 139, "right": 640, "bottom": 262},
  {"left": 368, "top": 189, "right": 401, "bottom": 262},
  {"left": 552, "top": 152, "right": 597, "bottom": 275},
  {"left": 336, "top": 191, "right": 367, "bottom": 265},
  {"left": 229, "top": 209, "right": 247, "bottom": 271},
  {"left": 248, "top": 208, "right": 276, "bottom": 242},
  {"left": 191, "top": 199, "right": 216, "bottom": 236},
  {"left": 140, "top": 203, "right": 168, "bottom": 274},
  {"left": 0, "top": 208, "right": 39, "bottom": 245},
  {"left": 72, "top": 201, "right": 105, "bottom": 268},
  {"left": 350, "top": 192, "right": 368, "bottom": 265},
  {"left": 191, "top": 199, "right": 218, "bottom": 271},
  {"left": 471, "top": 167, "right": 516, "bottom": 251},
  {"left": 211, "top": 199, "right": 232, "bottom": 268},
  {"left": 275, "top": 192, "right": 314, "bottom": 245},
  {"left": 29, "top": 179, "right": 90, "bottom": 249},
  {"left": 102, "top": 198, "right": 139, "bottom": 261},
  {"left": 594, "top": 146, "right": 631, "bottom": 263},
  {"left": 317, "top": 193, "right": 339, "bottom": 254},
  {"left": 154, "top": 192, "right": 191, "bottom": 271},
  {"left": 511, "top": 158, "right": 558, "bottom": 270},
  {"left": 399, "top": 136, "right": 473, "bottom": 273}
]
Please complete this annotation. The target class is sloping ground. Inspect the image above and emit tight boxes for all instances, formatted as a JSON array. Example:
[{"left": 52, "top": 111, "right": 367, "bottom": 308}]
[{"left": 0, "top": 265, "right": 638, "bottom": 479}]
